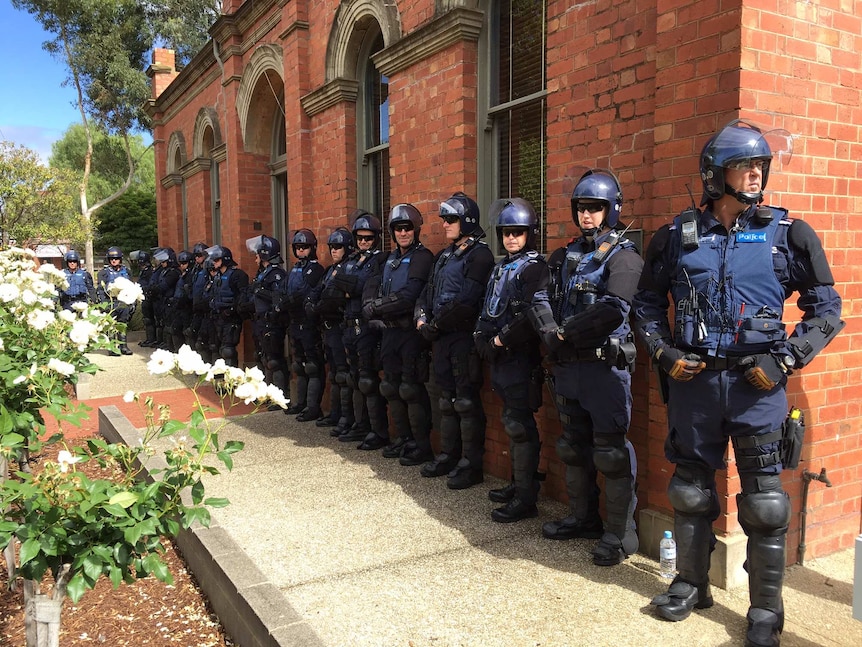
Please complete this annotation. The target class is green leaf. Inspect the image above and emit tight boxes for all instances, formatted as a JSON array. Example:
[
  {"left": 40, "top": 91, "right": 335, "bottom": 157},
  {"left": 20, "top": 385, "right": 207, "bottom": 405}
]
[
  {"left": 66, "top": 573, "right": 88, "bottom": 604},
  {"left": 191, "top": 480, "right": 204, "bottom": 505},
  {"left": 103, "top": 503, "right": 130, "bottom": 517},
  {"left": 0, "top": 432, "right": 25, "bottom": 448},
  {"left": 223, "top": 440, "right": 244, "bottom": 454},
  {"left": 123, "top": 524, "right": 142, "bottom": 546},
  {"left": 19, "top": 538, "right": 40, "bottom": 566},
  {"left": 82, "top": 554, "right": 103, "bottom": 581},
  {"left": 107, "top": 491, "right": 138, "bottom": 508},
  {"left": 160, "top": 419, "right": 186, "bottom": 435},
  {"left": 203, "top": 497, "right": 229, "bottom": 508},
  {"left": 188, "top": 424, "right": 207, "bottom": 446},
  {"left": 189, "top": 409, "right": 204, "bottom": 428},
  {"left": 216, "top": 451, "right": 233, "bottom": 471},
  {"left": 109, "top": 565, "right": 123, "bottom": 588},
  {"left": 142, "top": 553, "right": 172, "bottom": 583}
]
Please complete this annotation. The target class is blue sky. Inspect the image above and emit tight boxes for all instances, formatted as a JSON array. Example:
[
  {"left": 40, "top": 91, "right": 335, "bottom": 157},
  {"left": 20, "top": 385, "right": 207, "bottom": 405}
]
[
  {"left": 0, "top": 4, "right": 151, "bottom": 164},
  {"left": 0, "top": 5, "right": 82, "bottom": 162}
]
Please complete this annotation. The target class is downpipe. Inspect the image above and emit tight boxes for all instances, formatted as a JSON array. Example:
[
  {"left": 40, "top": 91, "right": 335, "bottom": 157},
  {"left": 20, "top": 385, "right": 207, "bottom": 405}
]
[{"left": 797, "top": 467, "right": 832, "bottom": 566}]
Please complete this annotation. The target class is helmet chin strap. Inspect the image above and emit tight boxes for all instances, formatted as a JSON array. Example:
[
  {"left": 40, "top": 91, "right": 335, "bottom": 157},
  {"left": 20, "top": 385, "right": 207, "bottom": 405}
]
[
  {"left": 579, "top": 224, "right": 604, "bottom": 241},
  {"left": 725, "top": 186, "right": 763, "bottom": 205}
]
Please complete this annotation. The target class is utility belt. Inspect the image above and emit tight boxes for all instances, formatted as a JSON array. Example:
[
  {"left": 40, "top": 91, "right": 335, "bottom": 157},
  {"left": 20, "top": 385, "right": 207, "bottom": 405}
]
[
  {"left": 556, "top": 335, "right": 636, "bottom": 372},
  {"left": 382, "top": 315, "right": 413, "bottom": 330},
  {"left": 322, "top": 319, "right": 343, "bottom": 330},
  {"left": 698, "top": 354, "right": 745, "bottom": 371}
]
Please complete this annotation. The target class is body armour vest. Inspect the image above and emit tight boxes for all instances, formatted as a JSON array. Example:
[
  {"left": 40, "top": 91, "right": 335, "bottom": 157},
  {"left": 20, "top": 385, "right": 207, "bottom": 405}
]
[
  {"left": 670, "top": 206, "right": 788, "bottom": 356},
  {"left": 253, "top": 265, "right": 285, "bottom": 316},
  {"left": 211, "top": 268, "right": 237, "bottom": 311},
  {"left": 481, "top": 250, "right": 540, "bottom": 328},
  {"left": 63, "top": 269, "right": 89, "bottom": 297},
  {"left": 379, "top": 244, "right": 422, "bottom": 297},
  {"left": 429, "top": 241, "right": 486, "bottom": 316},
  {"left": 343, "top": 250, "right": 381, "bottom": 317},
  {"left": 286, "top": 259, "right": 320, "bottom": 315},
  {"left": 558, "top": 232, "right": 636, "bottom": 340}
]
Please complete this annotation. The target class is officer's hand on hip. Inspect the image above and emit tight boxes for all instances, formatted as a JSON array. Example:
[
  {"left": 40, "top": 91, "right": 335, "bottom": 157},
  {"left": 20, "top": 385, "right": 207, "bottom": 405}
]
[
  {"left": 656, "top": 346, "right": 705, "bottom": 381},
  {"left": 739, "top": 353, "right": 792, "bottom": 390}
]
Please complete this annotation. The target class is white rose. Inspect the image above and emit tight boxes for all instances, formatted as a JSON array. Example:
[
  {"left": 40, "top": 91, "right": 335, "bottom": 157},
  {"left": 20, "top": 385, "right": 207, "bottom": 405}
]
[
  {"left": 47, "top": 358, "right": 76, "bottom": 377},
  {"left": 27, "top": 309, "right": 55, "bottom": 331},
  {"left": 146, "top": 348, "right": 176, "bottom": 375}
]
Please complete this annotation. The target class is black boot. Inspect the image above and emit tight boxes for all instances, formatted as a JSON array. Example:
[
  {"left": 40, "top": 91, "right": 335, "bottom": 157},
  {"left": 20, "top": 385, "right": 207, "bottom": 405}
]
[
  {"left": 338, "top": 422, "right": 369, "bottom": 443},
  {"left": 491, "top": 496, "right": 538, "bottom": 523},
  {"left": 399, "top": 445, "right": 433, "bottom": 467},
  {"left": 652, "top": 512, "right": 714, "bottom": 621},
  {"left": 119, "top": 333, "right": 133, "bottom": 355},
  {"left": 541, "top": 515, "right": 604, "bottom": 540},
  {"left": 420, "top": 453, "right": 458, "bottom": 478},
  {"left": 446, "top": 459, "right": 483, "bottom": 489},
  {"left": 488, "top": 481, "right": 516, "bottom": 503},
  {"left": 382, "top": 436, "right": 412, "bottom": 458},
  {"left": 650, "top": 577, "right": 713, "bottom": 622},
  {"left": 357, "top": 432, "right": 388, "bottom": 451}
]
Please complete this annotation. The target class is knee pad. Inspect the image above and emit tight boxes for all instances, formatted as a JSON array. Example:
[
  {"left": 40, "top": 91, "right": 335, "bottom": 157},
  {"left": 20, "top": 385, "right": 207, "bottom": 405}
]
[
  {"left": 399, "top": 381, "right": 421, "bottom": 403},
  {"left": 501, "top": 411, "right": 528, "bottom": 443},
  {"left": 379, "top": 378, "right": 399, "bottom": 400},
  {"left": 335, "top": 371, "right": 349, "bottom": 386},
  {"left": 265, "top": 357, "right": 281, "bottom": 372},
  {"left": 220, "top": 345, "right": 238, "bottom": 364},
  {"left": 438, "top": 396, "right": 455, "bottom": 415},
  {"left": 667, "top": 474, "right": 714, "bottom": 516},
  {"left": 738, "top": 491, "right": 791, "bottom": 535},
  {"left": 291, "top": 360, "right": 305, "bottom": 375},
  {"left": 452, "top": 397, "right": 476, "bottom": 416},
  {"left": 305, "top": 361, "right": 320, "bottom": 378},
  {"left": 592, "top": 435, "right": 631, "bottom": 479},
  {"left": 555, "top": 435, "right": 586, "bottom": 466},
  {"left": 358, "top": 375, "right": 379, "bottom": 396}
]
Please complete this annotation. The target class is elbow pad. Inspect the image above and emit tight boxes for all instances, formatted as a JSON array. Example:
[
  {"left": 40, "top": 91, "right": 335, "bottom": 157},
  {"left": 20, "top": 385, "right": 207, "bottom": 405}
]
[
  {"left": 526, "top": 303, "right": 558, "bottom": 335},
  {"left": 786, "top": 315, "right": 845, "bottom": 367}
]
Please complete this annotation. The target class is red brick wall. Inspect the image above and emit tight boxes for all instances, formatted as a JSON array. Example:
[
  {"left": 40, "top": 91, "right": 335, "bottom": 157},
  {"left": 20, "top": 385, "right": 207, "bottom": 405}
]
[{"left": 148, "top": 0, "right": 862, "bottom": 562}]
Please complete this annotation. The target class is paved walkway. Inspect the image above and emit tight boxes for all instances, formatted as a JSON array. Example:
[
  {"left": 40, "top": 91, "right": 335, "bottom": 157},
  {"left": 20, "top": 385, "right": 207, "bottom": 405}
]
[{"left": 83, "top": 333, "right": 861, "bottom": 647}]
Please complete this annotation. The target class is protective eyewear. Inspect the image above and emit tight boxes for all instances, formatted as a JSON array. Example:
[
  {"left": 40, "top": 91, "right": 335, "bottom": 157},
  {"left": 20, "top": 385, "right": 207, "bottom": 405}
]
[
  {"left": 392, "top": 223, "right": 414, "bottom": 232},
  {"left": 355, "top": 234, "right": 376, "bottom": 242},
  {"left": 725, "top": 159, "right": 768, "bottom": 172},
  {"left": 441, "top": 214, "right": 461, "bottom": 225},
  {"left": 328, "top": 244, "right": 345, "bottom": 251},
  {"left": 576, "top": 203, "right": 605, "bottom": 214},
  {"left": 501, "top": 228, "right": 527, "bottom": 238},
  {"left": 294, "top": 244, "right": 311, "bottom": 250}
]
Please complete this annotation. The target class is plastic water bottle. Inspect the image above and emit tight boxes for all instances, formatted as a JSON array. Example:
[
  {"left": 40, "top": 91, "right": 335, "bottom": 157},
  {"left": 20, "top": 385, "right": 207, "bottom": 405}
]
[{"left": 659, "top": 530, "right": 677, "bottom": 579}]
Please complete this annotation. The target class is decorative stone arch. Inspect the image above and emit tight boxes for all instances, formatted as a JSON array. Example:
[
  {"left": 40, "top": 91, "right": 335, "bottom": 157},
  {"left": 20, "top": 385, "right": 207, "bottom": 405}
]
[
  {"left": 192, "top": 107, "right": 223, "bottom": 159},
  {"left": 325, "top": 0, "right": 401, "bottom": 82},
  {"left": 236, "top": 44, "right": 285, "bottom": 154},
  {"left": 165, "top": 131, "right": 187, "bottom": 175}
]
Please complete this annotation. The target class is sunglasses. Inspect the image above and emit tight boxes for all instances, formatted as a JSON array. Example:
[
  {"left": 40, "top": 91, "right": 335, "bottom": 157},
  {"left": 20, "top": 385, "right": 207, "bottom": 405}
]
[
  {"left": 355, "top": 234, "right": 376, "bottom": 242},
  {"left": 441, "top": 214, "right": 461, "bottom": 225},
  {"left": 392, "top": 224, "right": 414, "bottom": 232},
  {"left": 501, "top": 228, "right": 527, "bottom": 238},
  {"left": 576, "top": 203, "right": 605, "bottom": 214},
  {"left": 294, "top": 244, "right": 311, "bottom": 250},
  {"left": 328, "top": 244, "right": 345, "bottom": 251},
  {"left": 725, "top": 159, "right": 767, "bottom": 172}
]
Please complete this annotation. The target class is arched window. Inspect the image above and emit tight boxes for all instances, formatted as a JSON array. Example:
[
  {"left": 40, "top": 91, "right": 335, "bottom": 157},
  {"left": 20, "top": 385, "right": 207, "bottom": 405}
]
[
  {"left": 357, "top": 30, "right": 389, "bottom": 241},
  {"left": 480, "top": 0, "right": 547, "bottom": 253}
]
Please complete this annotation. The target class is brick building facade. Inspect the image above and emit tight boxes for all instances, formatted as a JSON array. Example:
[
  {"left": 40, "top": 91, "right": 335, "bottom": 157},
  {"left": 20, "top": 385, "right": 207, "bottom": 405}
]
[{"left": 147, "top": 0, "right": 861, "bottom": 586}]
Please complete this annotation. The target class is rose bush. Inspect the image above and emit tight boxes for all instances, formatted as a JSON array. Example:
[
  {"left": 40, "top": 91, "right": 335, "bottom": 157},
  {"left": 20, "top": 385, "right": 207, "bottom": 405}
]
[{"left": 0, "top": 247, "right": 286, "bottom": 646}]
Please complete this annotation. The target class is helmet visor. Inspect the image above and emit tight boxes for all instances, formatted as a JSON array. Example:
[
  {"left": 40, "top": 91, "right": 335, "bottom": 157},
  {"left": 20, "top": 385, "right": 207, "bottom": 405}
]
[
  {"left": 246, "top": 235, "right": 265, "bottom": 255},
  {"left": 153, "top": 250, "right": 170, "bottom": 264},
  {"left": 712, "top": 122, "right": 793, "bottom": 171}
]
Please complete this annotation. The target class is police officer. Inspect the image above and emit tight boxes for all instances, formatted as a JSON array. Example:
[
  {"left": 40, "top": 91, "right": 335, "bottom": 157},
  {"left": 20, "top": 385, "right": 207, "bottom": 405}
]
[
  {"left": 306, "top": 228, "right": 355, "bottom": 434},
  {"left": 132, "top": 250, "right": 157, "bottom": 347},
  {"left": 59, "top": 249, "right": 95, "bottom": 309},
  {"left": 416, "top": 193, "right": 495, "bottom": 488},
  {"left": 282, "top": 229, "right": 326, "bottom": 421},
  {"left": 168, "top": 250, "right": 195, "bottom": 352},
  {"left": 331, "top": 212, "right": 388, "bottom": 445},
  {"left": 541, "top": 169, "right": 643, "bottom": 566},
  {"left": 361, "top": 204, "right": 435, "bottom": 456},
  {"left": 246, "top": 235, "right": 289, "bottom": 399},
  {"left": 151, "top": 248, "right": 180, "bottom": 350},
  {"left": 185, "top": 243, "right": 212, "bottom": 361},
  {"left": 96, "top": 246, "right": 134, "bottom": 356},
  {"left": 633, "top": 120, "right": 843, "bottom": 646},
  {"left": 475, "top": 199, "right": 553, "bottom": 517},
  {"left": 207, "top": 245, "right": 249, "bottom": 367}
]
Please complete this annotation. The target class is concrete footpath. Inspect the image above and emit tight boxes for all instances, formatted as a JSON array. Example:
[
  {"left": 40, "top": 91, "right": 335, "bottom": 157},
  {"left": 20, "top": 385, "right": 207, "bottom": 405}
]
[{"left": 88, "top": 334, "right": 861, "bottom": 647}]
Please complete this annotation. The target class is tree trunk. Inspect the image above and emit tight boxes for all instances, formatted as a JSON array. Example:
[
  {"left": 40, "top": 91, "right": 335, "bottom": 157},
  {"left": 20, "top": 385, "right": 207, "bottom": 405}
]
[{"left": 23, "top": 564, "right": 71, "bottom": 647}]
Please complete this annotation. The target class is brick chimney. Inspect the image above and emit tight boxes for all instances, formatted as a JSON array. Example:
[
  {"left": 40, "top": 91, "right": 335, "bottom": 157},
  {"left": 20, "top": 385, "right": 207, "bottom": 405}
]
[{"left": 147, "top": 48, "right": 178, "bottom": 99}]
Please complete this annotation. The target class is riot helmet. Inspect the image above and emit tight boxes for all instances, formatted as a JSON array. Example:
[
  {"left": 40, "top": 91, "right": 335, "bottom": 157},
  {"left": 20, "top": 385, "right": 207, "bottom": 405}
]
[
  {"left": 490, "top": 198, "right": 539, "bottom": 251},
  {"left": 192, "top": 242, "right": 209, "bottom": 256},
  {"left": 177, "top": 250, "right": 194, "bottom": 265},
  {"left": 205, "top": 245, "right": 234, "bottom": 266},
  {"left": 246, "top": 235, "right": 282, "bottom": 264},
  {"left": 64, "top": 250, "right": 80, "bottom": 266},
  {"left": 439, "top": 192, "right": 481, "bottom": 236},
  {"left": 700, "top": 119, "right": 792, "bottom": 206},
  {"left": 291, "top": 229, "right": 318, "bottom": 258},
  {"left": 129, "top": 250, "right": 151, "bottom": 266},
  {"left": 328, "top": 227, "right": 355, "bottom": 252},
  {"left": 571, "top": 169, "right": 623, "bottom": 233},
  {"left": 106, "top": 246, "right": 123, "bottom": 261},
  {"left": 388, "top": 203, "right": 423, "bottom": 239},
  {"left": 153, "top": 247, "right": 177, "bottom": 266},
  {"left": 350, "top": 210, "right": 382, "bottom": 247}
]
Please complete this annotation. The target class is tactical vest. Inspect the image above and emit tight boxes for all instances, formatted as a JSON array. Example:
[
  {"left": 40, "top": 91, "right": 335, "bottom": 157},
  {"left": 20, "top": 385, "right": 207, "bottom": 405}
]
[
  {"left": 253, "top": 264, "right": 285, "bottom": 316},
  {"left": 481, "top": 250, "right": 540, "bottom": 328},
  {"left": 429, "top": 240, "right": 486, "bottom": 316},
  {"left": 211, "top": 268, "right": 237, "bottom": 311},
  {"left": 63, "top": 269, "right": 89, "bottom": 297},
  {"left": 670, "top": 206, "right": 788, "bottom": 355},
  {"left": 342, "top": 250, "right": 381, "bottom": 317},
  {"left": 380, "top": 244, "right": 422, "bottom": 297}
]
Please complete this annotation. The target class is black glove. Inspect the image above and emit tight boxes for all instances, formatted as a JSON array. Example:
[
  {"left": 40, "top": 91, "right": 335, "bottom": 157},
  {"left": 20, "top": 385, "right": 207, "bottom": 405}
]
[
  {"left": 368, "top": 319, "right": 386, "bottom": 331},
  {"left": 361, "top": 302, "right": 376, "bottom": 321},
  {"left": 419, "top": 322, "right": 439, "bottom": 342},
  {"left": 304, "top": 301, "right": 317, "bottom": 319},
  {"left": 739, "top": 353, "right": 792, "bottom": 390},
  {"left": 656, "top": 346, "right": 705, "bottom": 381},
  {"left": 541, "top": 328, "right": 565, "bottom": 352}
]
